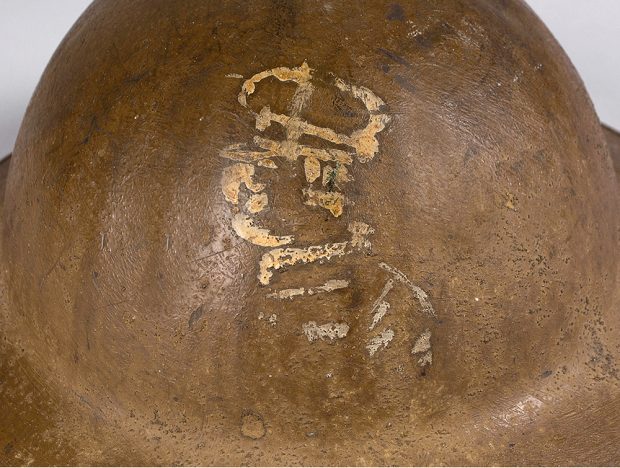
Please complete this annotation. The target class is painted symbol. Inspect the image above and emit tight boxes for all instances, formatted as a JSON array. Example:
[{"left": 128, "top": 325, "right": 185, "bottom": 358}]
[{"left": 220, "top": 62, "right": 435, "bottom": 366}]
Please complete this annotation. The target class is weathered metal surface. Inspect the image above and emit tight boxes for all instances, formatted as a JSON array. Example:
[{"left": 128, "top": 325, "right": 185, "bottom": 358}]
[
  {"left": 0, "top": 0, "right": 619, "bottom": 465},
  {"left": 604, "top": 125, "right": 620, "bottom": 178}
]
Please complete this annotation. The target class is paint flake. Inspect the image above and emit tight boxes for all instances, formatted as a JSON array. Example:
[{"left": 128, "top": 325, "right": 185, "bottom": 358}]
[{"left": 302, "top": 321, "right": 349, "bottom": 342}]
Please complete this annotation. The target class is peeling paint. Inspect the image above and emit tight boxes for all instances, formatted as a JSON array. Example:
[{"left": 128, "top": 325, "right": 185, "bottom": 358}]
[
  {"left": 333, "top": 77, "right": 391, "bottom": 162},
  {"left": 367, "top": 329, "right": 395, "bottom": 356},
  {"left": 369, "top": 278, "right": 394, "bottom": 330},
  {"left": 417, "top": 351, "right": 432, "bottom": 366},
  {"left": 258, "top": 222, "right": 373, "bottom": 285},
  {"left": 258, "top": 241, "right": 349, "bottom": 285},
  {"left": 257, "top": 159, "right": 278, "bottom": 169},
  {"left": 267, "top": 287, "right": 306, "bottom": 300},
  {"left": 412, "top": 329, "right": 432, "bottom": 366},
  {"left": 370, "top": 300, "right": 391, "bottom": 331},
  {"left": 238, "top": 61, "right": 313, "bottom": 108},
  {"left": 232, "top": 213, "right": 293, "bottom": 247},
  {"left": 221, "top": 163, "right": 265, "bottom": 205},
  {"left": 309, "top": 279, "right": 349, "bottom": 294},
  {"left": 412, "top": 329, "right": 431, "bottom": 354},
  {"left": 302, "top": 321, "right": 350, "bottom": 342},
  {"left": 304, "top": 156, "right": 321, "bottom": 183},
  {"left": 349, "top": 222, "right": 375, "bottom": 249},
  {"left": 379, "top": 262, "right": 435, "bottom": 317},
  {"left": 245, "top": 193, "right": 269, "bottom": 214},
  {"left": 322, "top": 164, "right": 351, "bottom": 189},
  {"left": 303, "top": 188, "right": 345, "bottom": 217},
  {"left": 267, "top": 279, "right": 350, "bottom": 300}
]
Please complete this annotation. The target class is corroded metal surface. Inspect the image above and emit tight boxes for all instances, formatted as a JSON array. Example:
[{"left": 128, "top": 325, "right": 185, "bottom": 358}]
[{"left": 1, "top": 0, "right": 619, "bottom": 465}]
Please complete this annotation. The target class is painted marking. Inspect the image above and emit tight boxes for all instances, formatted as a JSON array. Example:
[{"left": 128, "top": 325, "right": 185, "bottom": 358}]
[
  {"left": 412, "top": 329, "right": 432, "bottom": 366},
  {"left": 220, "top": 163, "right": 265, "bottom": 205},
  {"left": 379, "top": 262, "right": 435, "bottom": 317},
  {"left": 267, "top": 279, "right": 350, "bottom": 300},
  {"left": 309, "top": 279, "right": 350, "bottom": 295},
  {"left": 369, "top": 301, "right": 391, "bottom": 331},
  {"left": 258, "top": 222, "right": 372, "bottom": 285},
  {"left": 495, "top": 396, "right": 543, "bottom": 427},
  {"left": 303, "top": 188, "right": 345, "bottom": 217},
  {"left": 366, "top": 329, "right": 395, "bottom": 356},
  {"left": 302, "top": 321, "right": 350, "bottom": 342},
  {"left": 232, "top": 213, "right": 293, "bottom": 247},
  {"left": 369, "top": 278, "right": 394, "bottom": 330},
  {"left": 245, "top": 193, "right": 268, "bottom": 213},
  {"left": 217, "top": 63, "right": 441, "bottom": 364},
  {"left": 365, "top": 265, "right": 436, "bottom": 364},
  {"left": 304, "top": 156, "right": 321, "bottom": 183}
]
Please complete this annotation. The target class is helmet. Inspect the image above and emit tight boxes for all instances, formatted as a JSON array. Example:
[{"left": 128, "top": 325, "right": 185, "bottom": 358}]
[{"left": 1, "top": 0, "right": 619, "bottom": 465}]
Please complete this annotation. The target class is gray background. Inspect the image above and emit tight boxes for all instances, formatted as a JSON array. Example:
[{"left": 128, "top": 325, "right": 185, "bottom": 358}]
[{"left": 1, "top": 0, "right": 619, "bottom": 159}]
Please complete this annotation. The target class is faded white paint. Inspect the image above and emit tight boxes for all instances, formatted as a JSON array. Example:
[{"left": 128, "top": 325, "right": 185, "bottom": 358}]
[
  {"left": 220, "top": 163, "right": 265, "bottom": 205},
  {"left": 217, "top": 62, "right": 441, "bottom": 363},
  {"left": 412, "top": 329, "right": 432, "bottom": 367},
  {"left": 379, "top": 262, "right": 435, "bottom": 317},
  {"left": 232, "top": 213, "right": 293, "bottom": 247},
  {"left": 369, "top": 278, "right": 394, "bottom": 330},
  {"left": 258, "top": 222, "right": 372, "bottom": 285},
  {"left": 302, "top": 321, "right": 350, "bottom": 342},
  {"left": 412, "top": 329, "right": 431, "bottom": 354},
  {"left": 495, "top": 395, "right": 543, "bottom": 427},
  {"left": 267, "top": 279, "right": 350, "bottom": 300},
  {"left": 369, "top": 301, "right": 391, "bottom": 331},
  {"left": 367, "top": 329, "right": 395, "bottom": 356},
  {"left": 308, "top": 279, "right": 349, "bottom": 295}
]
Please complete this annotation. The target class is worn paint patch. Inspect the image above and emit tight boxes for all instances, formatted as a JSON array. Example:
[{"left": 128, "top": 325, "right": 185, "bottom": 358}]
[
  {"left": 267, "top": 279, "right": 349, "bottom": 300},
  {"left": 379, "top": 262, "right": 435, "bottom": 317},
  {"left": 309, "top": 279, "right": 349, "bottom": 294},
  {"left": 238, "top": 61, "right": 313, "bottom": 108},
  {"left": 412, "top": 329, "right": 432, "bottom": 366},
  {"left": 245, "top": 193, "right": 268, "bottom": 213},
  {"left": 322, "top": 164, "right": 351, "bottom": 189},
  {"left": 417, "top": 351, "right": 432, "bottom": 366},
  {"left": 258, "top": 241, "right": 348, "bottom": 285},
  {"left": 304, "top": 156, "right": 321, "bottom": 183},
  {"left": 302, "top": 321, "right": 349, "bottom": 342},
  {"left": 258, "top": 222, "right": 373, "bottom": 285},
  {"left": 369, "top": 278, "right": 394, "bottom": 330},
  {"left": 257, "top": 158, "right": 277, "bottom": 169},
  {"left": 267, "top": 287, "right": 306, "bottom": 300},
  {"left": 232, "top": 213, "right": 293, "bottom": 247},
  {"left": 367, "top": 329, "right": 395, "bottom": 356},
  {"left": 495, "top": 395, "right": 543, "bottom": 427},
  {"left": 221, "top": 163, "right": 265, "bottom": 205},
  {"left": 412, "top": 329, "right": 431, "bottom": 354},
  {"left": 349, "top": 222, "right": 375, "bottom": 249},
  {"left": 369, "top": 301, "right": 391, "bottom": 331},
  {"left": 303, "top": 188, "right": 345, "bottom": 217}
]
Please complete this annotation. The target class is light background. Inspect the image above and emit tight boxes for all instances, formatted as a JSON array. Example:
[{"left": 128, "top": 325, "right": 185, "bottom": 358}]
[{"left": 0, "top": 0, "right": 618, "bottom": 159}]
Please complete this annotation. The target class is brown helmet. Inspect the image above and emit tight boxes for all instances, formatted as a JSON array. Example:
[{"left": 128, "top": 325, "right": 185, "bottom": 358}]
[{"left": 1, "top": 0, "right": 619, "bottom": 465}]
